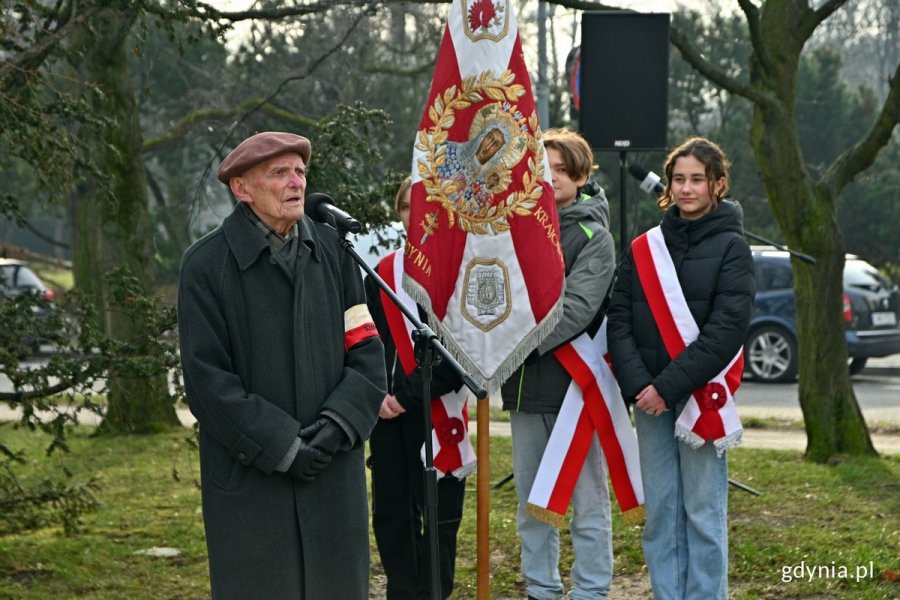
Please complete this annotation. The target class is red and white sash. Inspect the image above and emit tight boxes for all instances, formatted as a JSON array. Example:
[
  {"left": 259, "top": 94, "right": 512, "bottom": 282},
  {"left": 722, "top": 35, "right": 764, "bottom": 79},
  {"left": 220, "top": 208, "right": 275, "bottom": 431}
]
[
  {"left": 527, "top": 321, "right": 644, "bottom": 526},
  {"left": 631, "top": 226, "right": 743, "bottom": 454},
  {"left": 379, "top": 250, "right": 477, "bottom": 479}
]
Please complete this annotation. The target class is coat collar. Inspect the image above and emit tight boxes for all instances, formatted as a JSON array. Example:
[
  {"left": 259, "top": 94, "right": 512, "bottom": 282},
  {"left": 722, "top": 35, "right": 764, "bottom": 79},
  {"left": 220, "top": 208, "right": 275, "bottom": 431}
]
[{"left": 222, "top": 203, "right": 319, "bottom": 270}]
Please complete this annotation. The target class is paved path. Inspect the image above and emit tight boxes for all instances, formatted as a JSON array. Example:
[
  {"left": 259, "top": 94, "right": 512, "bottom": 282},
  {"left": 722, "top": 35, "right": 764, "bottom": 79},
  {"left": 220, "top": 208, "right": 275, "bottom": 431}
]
[
  {"left": 3, "top": 356, "right": 898, "bottom": 454},
  {"left": 1, "top": 404, "right": 897, "bottom": 455}
]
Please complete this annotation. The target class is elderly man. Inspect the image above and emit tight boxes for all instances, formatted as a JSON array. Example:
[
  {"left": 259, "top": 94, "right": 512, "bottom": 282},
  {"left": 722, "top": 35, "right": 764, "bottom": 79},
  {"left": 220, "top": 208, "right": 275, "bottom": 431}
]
[{"left": 177, "top": 131, "right": 386, "bottom": 599}]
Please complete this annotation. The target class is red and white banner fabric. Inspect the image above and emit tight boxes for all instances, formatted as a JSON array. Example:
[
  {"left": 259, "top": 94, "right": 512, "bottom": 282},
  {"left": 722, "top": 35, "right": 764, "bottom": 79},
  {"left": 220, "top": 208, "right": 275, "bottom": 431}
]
[
  {"left": 526, "top": 321, "right": 644, "bottom": 526},
  {"left": 379, "top": 251, "right": 476, "bottom": 479},
  {"left": 631, "top": 226, "right": 744, "bottom": 454},
  {"left": 403, "top": 0, "right": 565, "bottom": 391}
]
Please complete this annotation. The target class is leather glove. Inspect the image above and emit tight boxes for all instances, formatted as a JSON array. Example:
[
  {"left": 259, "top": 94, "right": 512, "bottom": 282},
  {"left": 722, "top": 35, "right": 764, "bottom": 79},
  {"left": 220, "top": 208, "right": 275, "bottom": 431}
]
[
  {"left": 299, "top": 416, "right": 347, "bottom": 457},
  {"left": 287, "top": 437, "right": 331, "bottom": 481}
]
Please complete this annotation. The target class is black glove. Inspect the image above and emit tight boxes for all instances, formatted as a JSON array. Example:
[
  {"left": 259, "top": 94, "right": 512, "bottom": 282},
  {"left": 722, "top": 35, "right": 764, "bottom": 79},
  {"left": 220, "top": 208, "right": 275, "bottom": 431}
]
[
  {"left": 287, "top": 437, "right": 331, "bottom": 481},
  {"left": 299, "top": 416, "right": 347, "bottom": 457}
]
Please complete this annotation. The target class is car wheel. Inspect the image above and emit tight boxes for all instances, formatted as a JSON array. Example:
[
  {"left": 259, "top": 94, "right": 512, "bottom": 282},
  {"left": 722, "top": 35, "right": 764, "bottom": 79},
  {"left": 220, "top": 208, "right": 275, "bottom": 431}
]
[
  {"left": 848, "top": 357, "right": 867, "bottom": 376},
  {"left": 745, "top": 325, "right": 798, "bottom": 383}
]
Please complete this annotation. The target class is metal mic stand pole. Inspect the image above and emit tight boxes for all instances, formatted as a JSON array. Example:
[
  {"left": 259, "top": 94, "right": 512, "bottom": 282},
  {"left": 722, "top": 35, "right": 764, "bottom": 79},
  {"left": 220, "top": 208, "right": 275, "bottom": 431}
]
[
  {"left": 338, "top": 236, "right": 487, "bottom": 600},
  {"left": 743, "top": 230, "right": 816, "bottom": 265}
]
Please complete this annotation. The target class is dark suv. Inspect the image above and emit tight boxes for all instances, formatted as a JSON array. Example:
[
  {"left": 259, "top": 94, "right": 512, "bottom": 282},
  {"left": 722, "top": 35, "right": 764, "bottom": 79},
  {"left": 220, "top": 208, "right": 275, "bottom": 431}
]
[{"left": 746, "top": 247, "right": 900, "bottom": 382}]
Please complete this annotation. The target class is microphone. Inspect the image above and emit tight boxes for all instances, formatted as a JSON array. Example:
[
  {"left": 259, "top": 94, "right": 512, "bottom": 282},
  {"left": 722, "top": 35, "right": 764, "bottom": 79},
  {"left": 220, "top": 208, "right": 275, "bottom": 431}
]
[
  {"left": 628, "top": 163, "right": 664, "bottom": 195},
  {"left": 304, "top": 192, "right": 362, "bottom": 234}
]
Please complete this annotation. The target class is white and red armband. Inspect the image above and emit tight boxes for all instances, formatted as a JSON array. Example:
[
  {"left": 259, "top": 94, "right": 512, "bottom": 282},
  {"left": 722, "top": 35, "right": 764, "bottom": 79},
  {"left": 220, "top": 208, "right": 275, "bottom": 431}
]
[{"left": 344, "top": 303, "right": 379, "bottom": 351}]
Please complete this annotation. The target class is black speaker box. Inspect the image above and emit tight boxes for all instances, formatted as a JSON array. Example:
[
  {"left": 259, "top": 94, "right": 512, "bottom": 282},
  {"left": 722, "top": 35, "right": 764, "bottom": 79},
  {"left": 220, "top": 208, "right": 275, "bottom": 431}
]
[{"left": 579, "top": 12, "right": 670, "bottom": 151}]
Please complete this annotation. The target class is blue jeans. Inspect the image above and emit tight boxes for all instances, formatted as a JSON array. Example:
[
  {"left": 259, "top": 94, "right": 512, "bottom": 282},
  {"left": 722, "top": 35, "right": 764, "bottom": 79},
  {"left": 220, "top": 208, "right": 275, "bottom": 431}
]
[
  {"left": 510, "top": 411, "right": 613, "bottom": 600},
  {"left": 634, "top": 403, "right": 729, "bottom": 600}
]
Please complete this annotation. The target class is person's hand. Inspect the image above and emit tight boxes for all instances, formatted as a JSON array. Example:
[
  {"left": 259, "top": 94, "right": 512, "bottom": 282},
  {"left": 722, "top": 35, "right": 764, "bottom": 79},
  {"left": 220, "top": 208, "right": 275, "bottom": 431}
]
[
  {"left": 379, "top": 394, "right": 406, "bottom": 419},
  {"left": 299, "top": 416, "right": 347, "bottom": 456},
  {"left": 635, "top": 384, "right": 669, "bottom": 417},
  {"left": 287, "top": 437, "right": 331, "bottom": 481}
]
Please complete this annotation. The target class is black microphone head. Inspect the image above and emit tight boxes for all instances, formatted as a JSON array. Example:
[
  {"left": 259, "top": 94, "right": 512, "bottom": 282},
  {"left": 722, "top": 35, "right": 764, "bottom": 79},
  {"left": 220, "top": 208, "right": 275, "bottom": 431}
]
[
  {"left": 304, "top": 192, "right": 334, "bottom": 221},
  {"left": 627, "top": 163, "right": 664, "bottom": 194},
  {"left": 628, "top": 163, "right": 651, "bottom": 180}
]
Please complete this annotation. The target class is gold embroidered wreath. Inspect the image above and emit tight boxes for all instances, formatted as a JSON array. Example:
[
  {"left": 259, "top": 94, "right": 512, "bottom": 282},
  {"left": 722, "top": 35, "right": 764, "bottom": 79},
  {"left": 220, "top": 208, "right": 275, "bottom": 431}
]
[{"left": 415, "top": 70, "right": 546, "bottom": 235}]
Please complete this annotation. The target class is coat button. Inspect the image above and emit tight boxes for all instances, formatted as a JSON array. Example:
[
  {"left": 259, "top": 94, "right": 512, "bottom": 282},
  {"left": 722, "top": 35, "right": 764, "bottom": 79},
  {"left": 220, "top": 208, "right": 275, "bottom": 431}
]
[{"left": 238, "top": 452, "right": 246, "bottom": 461}]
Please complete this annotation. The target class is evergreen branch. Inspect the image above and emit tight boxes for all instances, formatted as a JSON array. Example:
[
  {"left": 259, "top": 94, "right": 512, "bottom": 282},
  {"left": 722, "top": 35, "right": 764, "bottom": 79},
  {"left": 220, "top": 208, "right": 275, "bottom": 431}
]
[{"left": 0, "top": 6, "right": 100, "bottom": 84}]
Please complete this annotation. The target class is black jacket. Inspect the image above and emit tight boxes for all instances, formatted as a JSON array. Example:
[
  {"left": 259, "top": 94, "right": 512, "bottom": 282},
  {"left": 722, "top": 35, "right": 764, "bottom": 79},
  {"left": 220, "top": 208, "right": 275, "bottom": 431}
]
[
  {"left": 364, "top": 258, "right": 463, "bottom": 408},
  {"left": 607, "top": 200, "right": 755, "bottom": 408}
]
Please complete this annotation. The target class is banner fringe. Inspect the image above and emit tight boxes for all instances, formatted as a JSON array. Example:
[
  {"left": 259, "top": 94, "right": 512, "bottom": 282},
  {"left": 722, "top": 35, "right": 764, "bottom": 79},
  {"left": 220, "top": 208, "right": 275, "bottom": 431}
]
[
  {"left": 526, "top": 502, "right": 566, "bottom": 528},
  {"left": 403, "top": 273, "right": 564, "bottom": 391}
]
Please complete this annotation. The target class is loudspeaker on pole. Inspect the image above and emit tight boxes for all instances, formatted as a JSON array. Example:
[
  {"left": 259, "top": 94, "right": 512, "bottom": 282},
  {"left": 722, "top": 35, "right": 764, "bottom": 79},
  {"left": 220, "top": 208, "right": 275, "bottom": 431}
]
[{"left": 579, "top": 12, "right": 670, "bottom": 152}]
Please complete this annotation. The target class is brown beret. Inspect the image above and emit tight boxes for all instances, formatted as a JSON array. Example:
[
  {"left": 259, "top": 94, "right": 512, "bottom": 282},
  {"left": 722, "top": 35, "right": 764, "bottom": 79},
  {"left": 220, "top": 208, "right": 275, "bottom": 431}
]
[{"left": 217, "top": 132, "right": 312, "bottom": 183}]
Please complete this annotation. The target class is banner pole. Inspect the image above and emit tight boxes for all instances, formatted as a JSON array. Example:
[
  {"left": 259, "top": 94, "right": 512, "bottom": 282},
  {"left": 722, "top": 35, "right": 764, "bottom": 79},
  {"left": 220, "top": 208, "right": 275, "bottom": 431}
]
[{"left": 476, "top": 396, "right": 491, "bottom": 599}]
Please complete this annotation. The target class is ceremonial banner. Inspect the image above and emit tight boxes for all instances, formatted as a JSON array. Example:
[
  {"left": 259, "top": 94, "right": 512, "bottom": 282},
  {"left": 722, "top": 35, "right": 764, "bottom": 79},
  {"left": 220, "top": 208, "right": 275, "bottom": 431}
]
[
  {"left": 403, "top": 0, "right": 565, "bottom": 391},
  {"left": 632, "top": 226, "right": 744, "bottom": 454},
  {"left": 379, "top": 251, "right": 477, "bottom": 479},
  {"left": 527, "top": 321, "right": 644, "bottom": 526}
]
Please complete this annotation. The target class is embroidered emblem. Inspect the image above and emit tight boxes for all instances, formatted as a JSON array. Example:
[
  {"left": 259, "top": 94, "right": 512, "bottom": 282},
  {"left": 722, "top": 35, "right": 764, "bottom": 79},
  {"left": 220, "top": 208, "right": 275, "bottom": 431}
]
[
  {"left": 461, "top": 258, "right": 511, "bottom": 331},
  {"left": 464, "top": 0, "right": 509, "bottom": 42},
  {"left": 416, "top": 71, "right": 546, "bottom": 240}
]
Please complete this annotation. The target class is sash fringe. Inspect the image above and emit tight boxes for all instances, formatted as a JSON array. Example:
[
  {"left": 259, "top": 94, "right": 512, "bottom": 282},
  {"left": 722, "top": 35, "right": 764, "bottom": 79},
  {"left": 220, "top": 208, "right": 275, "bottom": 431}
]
[
  {"left": 403, "top": 273, "right": 564, "bottom": 391},
  {"left": 526, "top": 502, "right": 566, "bottom": 528},
  {"left": 713, "top": 429, "right": 743, "bottom": 456},
  {"left": 451, "top": 461, "right": 477, "bottom": 479},
  {"left": 674, "top": 425, "right": 705, "bottom": 449},
  {"left": 675, "top": 426, "right": 744, "bottom": 457},
  {"left": 622, "top": 505, "right": 646, "bottom": 524}
]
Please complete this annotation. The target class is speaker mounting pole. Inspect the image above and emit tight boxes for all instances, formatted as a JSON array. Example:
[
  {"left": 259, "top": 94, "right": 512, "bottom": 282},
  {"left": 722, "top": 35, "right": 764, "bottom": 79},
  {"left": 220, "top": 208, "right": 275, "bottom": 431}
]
[{"left": 619, "top": 151, "right": 628, "bottom": 255}]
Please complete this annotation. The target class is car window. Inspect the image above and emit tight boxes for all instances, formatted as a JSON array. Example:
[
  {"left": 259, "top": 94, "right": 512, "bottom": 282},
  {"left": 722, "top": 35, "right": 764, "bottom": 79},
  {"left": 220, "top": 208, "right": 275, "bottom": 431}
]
[
  {"left": 0, "top": 264, "right": 44, "bottom": 292},
  {"left": 844, "top": 260, "right": 893, "bottom": 292},
  {"left": 756, "top": 261, "right": 793, "bottom": 291}
]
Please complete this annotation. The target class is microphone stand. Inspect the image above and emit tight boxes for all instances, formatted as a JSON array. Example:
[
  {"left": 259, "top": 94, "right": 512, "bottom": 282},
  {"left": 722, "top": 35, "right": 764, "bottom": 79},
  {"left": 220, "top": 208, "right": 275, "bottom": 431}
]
[
  {"left": 743, "top": 230, "right": 816, "bottom": 265},
  {"left": 337, "top": 233, "right": 487, "bottom": 600}
]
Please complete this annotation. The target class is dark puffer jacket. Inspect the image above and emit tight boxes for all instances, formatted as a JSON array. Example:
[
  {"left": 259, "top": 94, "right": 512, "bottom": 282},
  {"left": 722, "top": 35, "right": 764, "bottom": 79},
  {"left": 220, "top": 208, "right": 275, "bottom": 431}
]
[
  {"left": 501, "top": 188, "right": 616, "bottom": 414},
  {"left": 606, "top": 200, "right": 755, "bottom": 408}
]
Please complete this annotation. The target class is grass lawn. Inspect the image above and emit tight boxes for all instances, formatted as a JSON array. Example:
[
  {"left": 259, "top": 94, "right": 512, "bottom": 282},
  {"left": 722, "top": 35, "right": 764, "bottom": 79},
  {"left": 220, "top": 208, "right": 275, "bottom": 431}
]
[{"left": 0, "top": 426, "right": 897, "bottom": 599}]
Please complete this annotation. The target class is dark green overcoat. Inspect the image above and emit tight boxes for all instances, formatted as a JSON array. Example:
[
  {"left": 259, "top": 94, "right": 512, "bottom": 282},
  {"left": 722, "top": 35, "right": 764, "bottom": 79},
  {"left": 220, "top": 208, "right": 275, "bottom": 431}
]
[{"left": 178, "top": 205, "right": 386, "bottom": 599}]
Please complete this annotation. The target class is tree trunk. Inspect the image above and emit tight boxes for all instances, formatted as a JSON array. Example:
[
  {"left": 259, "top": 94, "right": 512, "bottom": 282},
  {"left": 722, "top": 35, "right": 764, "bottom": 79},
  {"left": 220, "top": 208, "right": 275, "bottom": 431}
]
[
  {"left": 747, "top": 3, "right": 875, "bottom": 461},
  {"left": 68, "top": 9, "right": 179, "bottom": 433}
]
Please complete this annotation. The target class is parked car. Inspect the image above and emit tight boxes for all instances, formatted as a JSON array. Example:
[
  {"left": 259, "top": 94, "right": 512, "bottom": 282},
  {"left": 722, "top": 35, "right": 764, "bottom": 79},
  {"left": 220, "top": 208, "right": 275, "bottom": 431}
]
[
  {"left": 0, "top": 259, "right": 57, "bottom": 353},
  {"left": 0, "top": 258, "right": 55, "bottom": 304},
  {"left": 745, "top": 247, "right": 900, "bottom": 382}
]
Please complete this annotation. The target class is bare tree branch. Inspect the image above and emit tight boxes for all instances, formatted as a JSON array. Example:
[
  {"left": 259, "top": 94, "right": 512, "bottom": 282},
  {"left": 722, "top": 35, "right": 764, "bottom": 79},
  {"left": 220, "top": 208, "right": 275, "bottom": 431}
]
[
  {"left": 669, "top": 24, "right": 769, "bottom": 107},
  {"left": 822, "top": 61, "right": 900, "bottom": 196},
  {"left": 736, "top": 0, "right": 771, "bottom": 71},
  {"left": 189, "top": 8, "right": 369, "bottom": 202},
  {"left": 364, "top": 61, "right": 436, "bottom": 77},
  {"left": 142, "top": 101, "right": 317, "bottom": 153},
  {"left": 19, "top": 219, "right": 70, "bottom": 249},
  {"left": 802, "top": 0, "right": 851, "bottom": 41}
]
